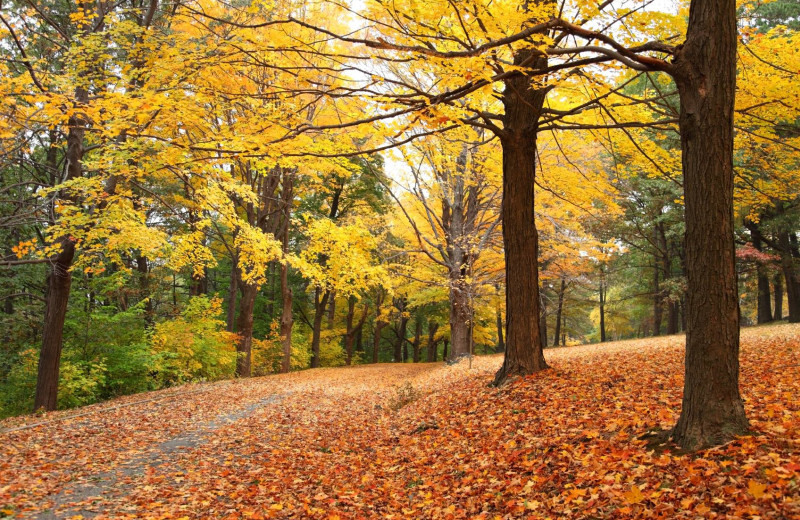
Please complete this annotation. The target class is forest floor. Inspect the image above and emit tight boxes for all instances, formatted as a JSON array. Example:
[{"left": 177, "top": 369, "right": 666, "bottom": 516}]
[{"left": 1, "top": 324, "right": 799, "bottom": 519}]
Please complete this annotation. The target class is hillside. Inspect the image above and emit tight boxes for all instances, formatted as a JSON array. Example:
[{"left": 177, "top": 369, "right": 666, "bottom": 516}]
[{"left": 1, "top": 325, "right": 799, "bottom": 519}]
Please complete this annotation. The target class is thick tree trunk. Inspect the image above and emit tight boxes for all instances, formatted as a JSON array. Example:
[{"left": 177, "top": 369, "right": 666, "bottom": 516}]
[
  {"left": 34, "top": 241, "right": 76, "bottom": 411},
  {"left": 492, "top": 48, "right": 549, "bottom": 385},
  {"left": 448, "top": 272, "right": 472, "bottom": 360},
  {"left": 34, "top": 86, "right": 88, "bottom": 412},
  {"left": 774, "top": 272, "right": 784, "bottom": 320},
  {"left": 235, "top": 282, "right": 258, "bottom": 377},
  {"left": 671, "top": 0, "right": 748, "bottom": 449},
  {"left": 310, "top": 288, "right": 329, "bottom": 368}
]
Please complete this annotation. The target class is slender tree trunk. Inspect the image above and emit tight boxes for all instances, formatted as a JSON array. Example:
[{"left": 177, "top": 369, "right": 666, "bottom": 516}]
[
  {"left": 343, "top": 296, "right": 367, "bottom": 365},
  {"left": 310, "top": 288, "right": 329, "bottom": 368},
  {"left": 599, "top": 279, "right": 607, "bottom": 343},
  {"left": 653, "top": 261, "right": 663, "bottom": 336},
  {"left": 778, "top": 232, "right": 800, "bottom": 323},
  {"left": 495, "top": 308, "right": 505, "bottom": 353},
  {"left": 226, "top": 261, "right": 238, "bottom": 333},
  {"left": 539, "top": 290, "right": 548, "bottom": 349},
  {"left": 412, "top": 318, "right": 422, "bottom": 363},
  {"left": 553, "top": 278, "right": 565, "bottom": 347},
  {"left": 394, "top": 310, "right": 409, "bottom": 363},
  {"left": 442, "top": 339, "right": 449, "bottom": 361},
  {"left": 280, "top": 248, "right": 293, "bottom": 374},
  {"left": 427, "top": 321, "right": 439, "bottom": 362},
  {"left": 372, "top": 291, "right": 387, "bottom": 363},
  {"left": 774, "top": 273, "right": 784, "bottom": 320},
  {"left": 235, "top": 282, "right": 258, "bottom": 377},
  {"left": 34, "top": 86, "right": 89, "bottom": 412},
  {"left": 745, "top": 221, "right": 773, "bottom": 324},
  {"left": 671, "top": 0, "right": 748, "bottom": 449}
]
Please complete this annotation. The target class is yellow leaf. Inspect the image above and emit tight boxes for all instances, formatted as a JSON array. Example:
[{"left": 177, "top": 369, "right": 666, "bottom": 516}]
[
  {"left": 623, "top": 485, "right": 645, "bottom": 504},
  {"left": 748, "top": 480, "right": 767, "bottom": 499}
]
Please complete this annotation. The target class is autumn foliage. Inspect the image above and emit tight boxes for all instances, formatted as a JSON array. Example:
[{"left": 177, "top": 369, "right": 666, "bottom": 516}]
[{"left": 1, "top": 324, "right": 798, "bottom": 518}]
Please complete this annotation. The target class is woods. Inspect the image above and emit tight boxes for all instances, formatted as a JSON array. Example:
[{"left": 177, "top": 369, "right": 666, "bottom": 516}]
[{"left": 1, "top": 0, "right": 800, "bottom": 491}]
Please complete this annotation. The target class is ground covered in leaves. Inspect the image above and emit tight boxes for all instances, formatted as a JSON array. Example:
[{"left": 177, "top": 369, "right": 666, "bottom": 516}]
[{"left": 1, "top": 324, "right": 799, "bottom": 519}]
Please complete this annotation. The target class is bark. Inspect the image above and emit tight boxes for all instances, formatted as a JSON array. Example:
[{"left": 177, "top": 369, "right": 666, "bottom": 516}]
[
  {"left": 34, "top": 86, "right": 88, "bottom": 412},
  {"left": 599, "top": 279, "right": 607, "bottom": 343},
  {"left": 344, "top": 296, "right": 368, "bottom": 365},
  {"left": 442, "top": 339, "right": 449, "bottom": 361},
  {"left": 372, "top": 290, "right": 387, "bottom": 363},
  {"left": 778, "top": 232, "right": 800, "bottom": 323},
  {"left": 667, "top": 300, "right": 680, "bottom": 335},
  {"left": 553, "top": 279, "right": 565, "bottom": 346},
  {"left": 653, "top": 262, "right": 663, "bottom": 336},
  {"left": 226, "top": 261, "right": 238, "bottom": 332},
  {"left": 279, "top": 184, "right": 293, "bottom": 374},
  {"left": 670, "top": 0, "right": 748, "bottom": 449},
  {"left": 745, "top": 220, "right": 773, "bottom": 324},
  {"left": 495, "top": 308, "right": 505, "bottom": 353},
  {"left": 235, "top": 282, "right": 258, "bottom": 377},
  {"left": 412, "top": 318, "right": 423, "bottom": 363},
  {"left": 393, "top": 301, "right": 409, "bottom": 363},
  {"left": 774, "top": 272, "right": 784, "bottom": 320},
  {"left": 310, "top": 288, "right": 329, "bottom": 368},
  {"left": 426, "top": 321, "right": 440, "bottom": 362},
  {"left": 492, "top": 46, "right": 549, "bottom": 385},
  {"left": 448, "top": 271, "right": 472, "bottom": 360}
]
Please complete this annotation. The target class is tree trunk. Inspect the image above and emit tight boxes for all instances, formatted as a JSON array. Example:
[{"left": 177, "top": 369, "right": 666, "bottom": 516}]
[
  {"left": 492, "top": 47, "right": 549, "bottom": 385},
  {"left": 778, "top": 232, "right": 800, "bottom": 323},
  {"left": 774, "top": 272, "right": 784, "bottom": 320},
  {"left": 372, "top": 290, "right": 387, "bottom": 363},
  {"left": 34, "top": 86, "right": 88, "bottom": 412},
  {"left": 495, "top": 308, "right": 505, "bottom": 353},
  {"left": 745, "top": 220, "right": 773, "bottom": 324},
  {"left": 310, "top": 288, "right": 329, "bottom": 368},
  {"left": 137, "top": 255, "right": 154, "bottom": 328},
  {"left": 226, "top": 261, "right": 238, "bottom": 332},
  {"left": 344, "top": 296, "right": 368, "bottom": 365},
  {"left": 653, "top": 261, "right": 663, "bottom": 336},
  {"left": 667, "top": 301, "right": 680, "bottom": 335},
  {"left": 279, "top": 251, "right": 293, "bottom": 374},
  {"left": 539, "top": 290, "right": 548, "bottom": 349},
  {"left": 34, "top": 241, "right": 76, "bottom": 411},
  {"left": 235, "top": 282, "right": 258, "bottom": 377},
  {"left": 427, "top": 321, "right": 439, "bottom": 362},
  {"left": 599, "top": 279, "right": 607, "bottom": 342},
  {"left": 671, "top": 0, "right": 748, "bottom": 449},
  {"left": 448, "top": 271, "right": 472, "bottom": 360},
  {"left": 442, "top": 339, "right": 449, "bottom": 361},
  {"left": 412, "top": 318, "right": 423, "bottom": 363},
  {"left": 394, "top": 311, "right": 409, "bottom": 363},
  {"left": 553, "top": 278, "right": 565, "bottom": 347}
]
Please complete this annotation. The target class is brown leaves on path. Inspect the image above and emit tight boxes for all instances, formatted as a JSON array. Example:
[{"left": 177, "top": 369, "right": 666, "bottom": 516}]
[{"left": 1, "top": 325, "right": 799, "bottom": 519}]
